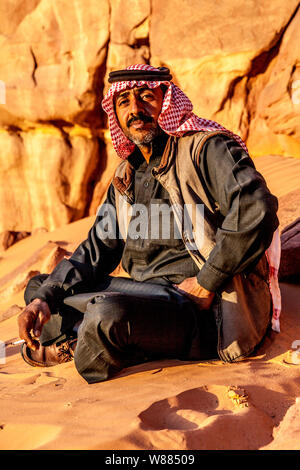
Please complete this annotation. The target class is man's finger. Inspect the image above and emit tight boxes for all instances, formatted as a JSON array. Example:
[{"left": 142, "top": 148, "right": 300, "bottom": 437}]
[
  {"left": 18, "top": 308, "right": 39, "bottom": 351},
  {"left": 33, "top": 309, "right": 49, "bottom": 337},
  {"left": 26, "top": 337, "right": 39, "bottom": 351},
  {"left": 19, "top": 321, "right": 39, "bottom": 351}
]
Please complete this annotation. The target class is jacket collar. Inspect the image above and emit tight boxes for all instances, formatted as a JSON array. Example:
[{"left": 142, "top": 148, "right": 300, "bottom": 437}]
[{"left": 112, "top": 132, "right": 172, "bottom": 200}]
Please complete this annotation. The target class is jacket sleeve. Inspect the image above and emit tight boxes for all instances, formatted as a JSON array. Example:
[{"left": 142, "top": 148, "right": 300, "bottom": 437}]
[
  {"left": 196, "top": 134, "right": 279, "bottom": 292},
  {"left": 30, "top": 183, "right": 124, "bottom": 311}
]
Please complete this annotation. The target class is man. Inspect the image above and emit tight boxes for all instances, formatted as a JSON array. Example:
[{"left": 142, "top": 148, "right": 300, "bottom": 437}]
[{"left": 18, "top": 64, "right": 280, "bottom": 384}]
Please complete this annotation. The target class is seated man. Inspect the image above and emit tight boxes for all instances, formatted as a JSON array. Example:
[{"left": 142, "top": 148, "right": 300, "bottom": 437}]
[{"left": 18, "top": 64, "right": 280, "bottom": 384}]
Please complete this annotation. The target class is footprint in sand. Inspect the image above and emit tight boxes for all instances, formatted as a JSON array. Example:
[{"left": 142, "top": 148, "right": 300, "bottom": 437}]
[
  {"left": 132, "top": 385, "right": 274, "bottom": 450},
  {"left": 0, "top": 371, "right": 66, "bottom": 397}
]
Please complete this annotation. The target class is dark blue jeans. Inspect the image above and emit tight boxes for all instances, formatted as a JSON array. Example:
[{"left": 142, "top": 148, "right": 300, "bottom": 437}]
[{"left": 25, "top": 275, "right": 218, "bottom": 384}]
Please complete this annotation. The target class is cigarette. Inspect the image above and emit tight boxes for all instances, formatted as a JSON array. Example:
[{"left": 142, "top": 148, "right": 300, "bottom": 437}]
[{"left": 6, "top": 339, "right": 25, "bottom": 346}]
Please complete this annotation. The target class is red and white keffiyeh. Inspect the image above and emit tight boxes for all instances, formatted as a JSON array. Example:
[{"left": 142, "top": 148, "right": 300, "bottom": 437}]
[
  {"left": 102, "top": 64, "right": 249, "bottom": 160},
  {"left": 102, "top": 64, "right": 282, "bottom": 332}
]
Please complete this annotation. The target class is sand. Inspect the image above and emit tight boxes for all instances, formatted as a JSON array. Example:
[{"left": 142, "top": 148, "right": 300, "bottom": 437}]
[{"left": 0, "top": 154, "right": 299, "bottom": 451}]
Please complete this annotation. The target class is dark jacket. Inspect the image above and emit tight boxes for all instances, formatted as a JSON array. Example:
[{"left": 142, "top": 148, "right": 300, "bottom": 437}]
[{"left": 113, "top": 131, "right": 279, "bottom": 361}]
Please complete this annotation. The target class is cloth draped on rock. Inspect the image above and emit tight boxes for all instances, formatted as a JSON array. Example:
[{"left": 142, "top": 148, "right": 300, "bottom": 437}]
[{"left": 102, "top": 63, "right": 281, "bottom": 332}]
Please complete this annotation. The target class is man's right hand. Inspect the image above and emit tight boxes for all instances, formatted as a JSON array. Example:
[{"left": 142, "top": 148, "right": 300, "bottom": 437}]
[{"left": 18, "top": 298, "right": 51, "bottom": 351}]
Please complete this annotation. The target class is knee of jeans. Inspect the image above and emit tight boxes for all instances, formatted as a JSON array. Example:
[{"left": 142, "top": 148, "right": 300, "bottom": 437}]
[
  {"left": 80, "top": 294, "right": 130, "bottom": 339},
  {"left": 24, "top": 273, "right": 49, "bottom": 305},
  {"left": 87, "top": 294, "right": 129, "bottom": 319}
]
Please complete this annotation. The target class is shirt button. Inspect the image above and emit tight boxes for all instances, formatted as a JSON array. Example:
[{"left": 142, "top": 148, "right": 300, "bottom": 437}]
[{"left": 143, "top": 180, "right": 149, "bottom": 188}]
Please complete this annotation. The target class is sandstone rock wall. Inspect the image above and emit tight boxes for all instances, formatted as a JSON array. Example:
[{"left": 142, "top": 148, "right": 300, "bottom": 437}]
[{"left": 0, "top": 0, "right": 299, "bottom": 232}]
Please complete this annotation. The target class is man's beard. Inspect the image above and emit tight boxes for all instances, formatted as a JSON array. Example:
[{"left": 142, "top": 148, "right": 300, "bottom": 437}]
[
  {"left": 125, "top": 127, "right": 159, "bottom": 146},
  {"left": 124, "top": 113, "right": 160, "bottom": 146}
]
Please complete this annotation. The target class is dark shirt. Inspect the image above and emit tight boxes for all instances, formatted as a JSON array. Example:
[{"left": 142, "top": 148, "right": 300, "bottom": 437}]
[
  {"left": 120, "top": 133, "right": 199, "bottom": 283},
  {"left": 32, "top": 132, "right": 278, "bottom": 311}
]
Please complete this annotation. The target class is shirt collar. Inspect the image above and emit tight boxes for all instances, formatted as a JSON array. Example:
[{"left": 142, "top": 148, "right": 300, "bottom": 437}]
[{"left": 127, "top": 132, "right": 169, "bottom": 171}]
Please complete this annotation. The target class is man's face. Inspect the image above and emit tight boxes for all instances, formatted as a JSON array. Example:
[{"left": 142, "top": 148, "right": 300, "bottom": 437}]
[{"left": 114, "top": 85, "right": 164, "bottom": 146}]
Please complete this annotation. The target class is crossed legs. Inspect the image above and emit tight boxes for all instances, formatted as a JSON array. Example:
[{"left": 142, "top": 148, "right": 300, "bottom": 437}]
[{"left": 24, "top": 275, "right": 218, "bottom": 383}]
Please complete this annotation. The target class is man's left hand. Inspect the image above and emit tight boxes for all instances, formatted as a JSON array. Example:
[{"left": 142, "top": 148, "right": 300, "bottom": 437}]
[{"left": 174, "top": 277, "right": 215, "bottom": 310}]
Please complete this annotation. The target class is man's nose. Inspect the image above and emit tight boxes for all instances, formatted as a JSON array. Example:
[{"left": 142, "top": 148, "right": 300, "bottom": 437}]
[{"left": 128, "top": 95, "right": 142, "bottom": 115}]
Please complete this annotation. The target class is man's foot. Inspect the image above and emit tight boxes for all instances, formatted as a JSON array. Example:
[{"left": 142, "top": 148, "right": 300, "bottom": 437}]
[{"left": 21, "top": 339, "right": 77, "bottom": 367}]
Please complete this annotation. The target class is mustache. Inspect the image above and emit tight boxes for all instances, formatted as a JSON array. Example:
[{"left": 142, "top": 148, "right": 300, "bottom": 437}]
[{"left": 127, "top": 113, "right": 154, "bottom": 128}]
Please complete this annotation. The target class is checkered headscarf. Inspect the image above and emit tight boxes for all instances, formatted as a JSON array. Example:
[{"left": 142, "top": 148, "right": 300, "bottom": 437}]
[
  {"left": 102, "top": 64, "right": 249, "bottom": 159},
  {"left": 102, "top": 64, "right": 281, "bottom": 332}
]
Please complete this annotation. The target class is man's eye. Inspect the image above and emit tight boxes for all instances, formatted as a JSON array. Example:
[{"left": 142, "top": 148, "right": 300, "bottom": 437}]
[
  {"left": 118, "top": 99, "right": 128, "bottom": 106},
  {"left": 141, "top": 93, "right": 154, "bottom": 100}
]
